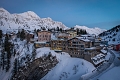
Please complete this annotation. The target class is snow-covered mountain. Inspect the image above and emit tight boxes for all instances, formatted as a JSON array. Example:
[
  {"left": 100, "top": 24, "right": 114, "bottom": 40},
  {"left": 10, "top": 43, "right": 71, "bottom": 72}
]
[
  {"left": 99, "top": 25, "right": 120, "bottom": 45},
  {"left": 74, "top": 25, "right": 106, "bottom": 35},
  {"left": 0, "top": 8, "right": 106, "bottom": 35},
  {"left": 0, "top": 8, "right": 68, "bottom": 32}
]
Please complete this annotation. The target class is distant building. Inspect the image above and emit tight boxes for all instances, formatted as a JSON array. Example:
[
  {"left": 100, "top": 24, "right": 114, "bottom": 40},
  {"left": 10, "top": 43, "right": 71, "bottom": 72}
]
[
  {"left": 91, "top": 53, "right": 105, "bottom": 67},
  {"left": 57, "top": 33, "right": 70, "bottom": 40},
  {"left": 38, "top": 31, "right": 51, "bottom": 42},
  {"left": 67, "top": 37, "right": 93, "bottom": 58},
  {"left": 50, "top": 39, "right": 67, "bottom": 52},
  {"left": 35, "top": 31, "right": 51, "bottom": 48},
  {"left": 67, "top": 30, "right": 77, "bottom": 38},
  {"left": 93, "top": 39, "right": 101, "bottom": 48},
  {"left": 38, "top": 33, "right": 105, "bottom": 67},
  {"left": 26, "top": 32, "right": 35, "bottom": 43},
  {"left": 84, "top": 47, "right": 102, "bottom": 66},
  {"left": 34, "top": 42, "right": 50, "bottom": 48}
]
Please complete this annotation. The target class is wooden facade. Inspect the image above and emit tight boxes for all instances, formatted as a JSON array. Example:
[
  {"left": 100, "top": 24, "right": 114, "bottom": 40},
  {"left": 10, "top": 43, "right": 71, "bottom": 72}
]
[
  {"left": 34, "top": 42, "right": 50, "bottom": 48},
  {"left": 67, "top": 38, "right": 85, "bottom": 58},
  {"left": 50, "top": 40, "right": 67, "bottom": 52},
  {"left": 67, "top": 30, "right": 77, "bottom": 39},
  {"left": 84, "top": 48, "right": 101, "bottom": 65}
]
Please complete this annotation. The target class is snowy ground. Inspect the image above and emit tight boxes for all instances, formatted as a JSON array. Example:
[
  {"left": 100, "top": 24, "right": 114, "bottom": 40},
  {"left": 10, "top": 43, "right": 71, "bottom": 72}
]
[
  {"left": 95, "top": 50, "right": 120, "bottom": 80},
  {"left": 98, "top": 66, "right": 120, "bottom": 80},
  {"left": 35, "top": 47, "right": 95, "bottom": 80}
]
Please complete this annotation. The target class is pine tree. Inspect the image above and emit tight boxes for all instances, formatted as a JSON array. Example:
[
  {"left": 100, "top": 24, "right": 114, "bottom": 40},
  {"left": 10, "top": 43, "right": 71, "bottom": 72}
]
[
  {"left": 20, "top": 29, "right": 25, "bottom": 40},
  {"left": 13, "top": 59, "right": 18, "bottom": 75},
  {"left": 32, "top": 46, "right": 36, "bottom": 60},
  {"left": 13, "top": 49, "right": 16, "bottom": 56},
  {"left": 56, "top": 27, "right": 59, "bottom": 31},
  {"left": 4, "top": 34, "right": 9, "bottom": 51},
  {"left": 116, "top": 28, "right": 119, "bottom": 32},
  {"left": 112, "top": 38, "right": 115, "bottom": 41},
  {"left": 4, "top": 34, "right": 12, "bottom": 72},
  {"left": 85, "top": 30, "right": 87, "bottom": 34},
  {"left": 76, "top": 28, "right": 79, "bottom": 35},
  {"left": 34, "top": 28, "right": 36, "bottom": 33},
  {"left": 42, "top": 27, "right": 46, "bottom": 30},
  {"left": 17, "top": 30, "right": 21, "bottom": 38},
  {"left": 60, "top": 28, "right": 62, "bottom": 32},
  {"left": 0, "top": 30, "right": 2, "bottom": 38},
  {"left": 1, "top": 50, "right": 5, "bottom": 70},
  {"left": 5, "top": 42, "right": 12, "bottom": 72},
  {"left": 6, "top": 58, "right": 10, "bottom": 72}
]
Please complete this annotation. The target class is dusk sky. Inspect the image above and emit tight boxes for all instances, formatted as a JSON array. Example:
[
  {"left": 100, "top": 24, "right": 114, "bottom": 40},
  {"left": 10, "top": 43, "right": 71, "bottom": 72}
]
[{"left": 0, "top": 0, "right": 120, "bottom": 30}]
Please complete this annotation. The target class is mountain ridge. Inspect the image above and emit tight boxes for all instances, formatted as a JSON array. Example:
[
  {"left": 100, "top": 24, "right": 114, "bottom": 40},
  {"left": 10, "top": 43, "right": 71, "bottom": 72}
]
[
  {"left": 74, "top": 25, "right": 106, "bottom": 35},
  {"left": 99, "top": 25, "right": 120, "bottom": 44},
  {"left": 0, "top": 8, "right": 68, "bottom": 32},
  {"left": 0, "top": 8, "right": 105, "bottom": 35}
]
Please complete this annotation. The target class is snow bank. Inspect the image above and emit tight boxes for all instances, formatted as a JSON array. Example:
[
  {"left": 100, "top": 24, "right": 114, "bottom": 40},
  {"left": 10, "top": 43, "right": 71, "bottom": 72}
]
[
  {"left": 36, "top": 47, "right": 95, "bottom": 80},
  {"left": 98, "top": 66, "right": 120, "bottom": 80}
]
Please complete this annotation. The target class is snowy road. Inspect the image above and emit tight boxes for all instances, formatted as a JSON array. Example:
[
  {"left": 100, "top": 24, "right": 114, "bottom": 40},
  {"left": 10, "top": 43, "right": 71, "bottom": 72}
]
[{"left": 80, "top": 49, "right": 115, "bottom": 80}]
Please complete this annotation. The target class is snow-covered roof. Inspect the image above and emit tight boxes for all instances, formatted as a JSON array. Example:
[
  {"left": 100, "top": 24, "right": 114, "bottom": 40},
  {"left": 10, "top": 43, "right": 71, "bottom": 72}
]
[
  {"left": 81, "top": 35, "right": 90, "bottom": 37},
  {"left": 100, "top": 44, "right": 104, "bottom": 47},
  {"left": 101, "top": 49, "right": 107, "bottom": 54},
  {"left": 81, "top": 38, "right": 90, "bottom": 42},
  {"left": 34, "top": 37, "right": 38, "bottom": 39},
  {"left": 35, "top": 41, "right": 46, "bottom": 44},
  {"left": 81, "top": 34, "right": 95, "bottom": 38},
  {"left": 29, "top": 32, "right": 34, "bottom": 34},
  {"left": 58, "top": 33, "right": 70, "bottom": 37},
  {"left": 51, "top": 33, "right": 58, "bottom": 40},
  {"left": 76, "top": 37, "right": 93, "bottom": 42},
  {"left": 85, "top": 47, "right": 97, "bottom": 50},
  {"left": 76, "top": 37, "right": 82, "bottom": 39},
  {"left": 91, "top": 53, "right": 105, "bottom": 65}
]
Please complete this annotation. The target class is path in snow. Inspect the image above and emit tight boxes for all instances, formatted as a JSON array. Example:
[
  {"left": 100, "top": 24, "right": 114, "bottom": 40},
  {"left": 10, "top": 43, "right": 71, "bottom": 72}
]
[{"left": 80, "top": 49, "right": 115, "bottom": 80}]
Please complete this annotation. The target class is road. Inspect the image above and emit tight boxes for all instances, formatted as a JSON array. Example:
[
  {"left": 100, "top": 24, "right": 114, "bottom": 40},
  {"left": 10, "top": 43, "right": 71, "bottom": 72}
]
[{"left": 80, "top": 49, "right": 115, "bottom": 80}]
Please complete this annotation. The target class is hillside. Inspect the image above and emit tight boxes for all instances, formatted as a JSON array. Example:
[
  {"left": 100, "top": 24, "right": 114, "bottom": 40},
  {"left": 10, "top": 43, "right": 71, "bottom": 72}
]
[
  {"left": 99, "top": 25, "right": 120, "bottom": 45},
  {"left": 0, "top": 8, "right": 68, "bottom": 32},
  {"left": 0, "top": 39, "right": 95, "bottom": 80}
]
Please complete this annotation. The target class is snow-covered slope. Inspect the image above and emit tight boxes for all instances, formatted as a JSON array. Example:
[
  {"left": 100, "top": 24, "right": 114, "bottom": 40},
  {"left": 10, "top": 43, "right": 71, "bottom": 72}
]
[
  {"left": 74, "top": 25, "right": 106, "bottom": 35},
  {"left": 35, "top": 47, "right": 95, "bottom": 80},
  {"left": 0, "top": 39, "right": 34, "bottom": 80},
  {"left": 96, "top": 50, "right": 120, "bottom": 80},
  {"left": 99, "top": 25, "right": 120, "bottom": 44},
  {"left": 0, "top": 8, "right": 68, "bottom": 32}
]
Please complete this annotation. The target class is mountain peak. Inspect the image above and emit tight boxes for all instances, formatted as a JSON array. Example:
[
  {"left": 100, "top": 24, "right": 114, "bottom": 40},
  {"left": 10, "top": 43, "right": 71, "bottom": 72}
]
[
  {"left": 0, "top": 8, "right": 8, "bottom": 12},
  {"left": 0, "top": 8, "right": 68, "bottom": 32},
  {"left": 0, "top": 7, "right": 13, "bottom": 19},
  {"left": 18, "top": 10, "right": 40, "bottom": 19}
]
